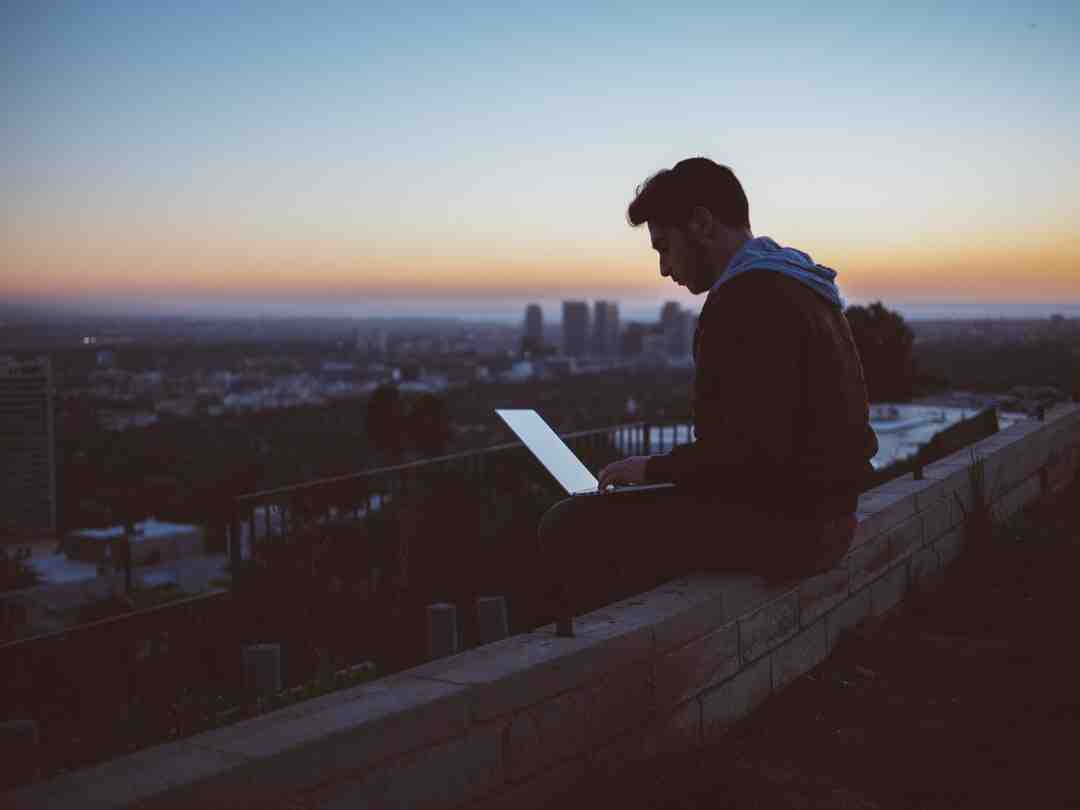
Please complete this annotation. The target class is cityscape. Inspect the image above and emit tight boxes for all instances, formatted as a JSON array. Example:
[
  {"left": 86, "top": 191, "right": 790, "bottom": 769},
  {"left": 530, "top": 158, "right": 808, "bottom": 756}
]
[
  {"left": 1, "top": 300, "right": 698, "bottom": 435},
  {"left": 3, "top": 299, "right": 1076, "bottom": 545},
  {"left": 4, "top": 0, "right": 1080, "bottom": 805}
]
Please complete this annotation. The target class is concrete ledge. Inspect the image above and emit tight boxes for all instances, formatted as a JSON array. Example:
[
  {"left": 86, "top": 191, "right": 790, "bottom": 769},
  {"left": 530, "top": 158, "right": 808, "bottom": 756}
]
[{"left": 8, "top": 405, "right": 1079, "bottom": 809}]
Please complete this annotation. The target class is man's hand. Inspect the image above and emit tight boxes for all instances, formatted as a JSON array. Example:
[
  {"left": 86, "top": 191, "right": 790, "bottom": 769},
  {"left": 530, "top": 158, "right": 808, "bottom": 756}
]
[{"left": 598, "top": 456, "right": 650, "bottom": 489}]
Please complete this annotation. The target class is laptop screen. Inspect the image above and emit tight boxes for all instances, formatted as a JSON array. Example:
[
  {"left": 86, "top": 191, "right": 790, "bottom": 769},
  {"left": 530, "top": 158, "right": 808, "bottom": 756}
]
[{"left": 495, "top": 409, "right": 599, "bottom": 495}]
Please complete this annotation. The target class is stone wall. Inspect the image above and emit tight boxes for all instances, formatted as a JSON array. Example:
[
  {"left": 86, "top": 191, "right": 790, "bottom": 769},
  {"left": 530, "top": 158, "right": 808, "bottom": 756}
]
[{"left": 9, "top": 404, "right": 1080, "bottom": 810}]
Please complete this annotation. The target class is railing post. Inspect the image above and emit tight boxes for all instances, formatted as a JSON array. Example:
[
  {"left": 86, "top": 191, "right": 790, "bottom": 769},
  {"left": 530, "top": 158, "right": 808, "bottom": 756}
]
[
  {"left": 643, "top": 422, "right": 652, "bottom": 456},
  {"left": 247, "top": 505, "right": 257, "bottom": 561},
  {"left": 476, "top": 596, "right": 509, "bottom": 644},
  {"left": 427, "top": 603, "right": 459, "bottom": 659},
  {"left": 242, "top": 643, "right": 282, "bottom": 696},
  {"left": 229, "top": 502, "right": 243, "bottom": 587}
]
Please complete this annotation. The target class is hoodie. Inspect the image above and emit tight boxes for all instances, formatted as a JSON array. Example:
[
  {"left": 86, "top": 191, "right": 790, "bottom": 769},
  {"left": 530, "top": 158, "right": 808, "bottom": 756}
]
[{"left": 645, "top": 249, "right": 878, "bottom": 520}]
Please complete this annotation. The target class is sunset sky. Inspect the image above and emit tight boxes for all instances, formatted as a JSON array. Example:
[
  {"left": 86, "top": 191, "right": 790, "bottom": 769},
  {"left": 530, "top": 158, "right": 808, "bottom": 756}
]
[{"left": 4, "top": 1, "right": 1079, "bottom": 321}]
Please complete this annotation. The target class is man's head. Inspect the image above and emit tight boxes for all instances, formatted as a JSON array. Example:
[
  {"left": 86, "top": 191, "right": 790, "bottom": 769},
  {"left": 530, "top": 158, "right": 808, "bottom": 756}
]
[{"left": 627, "top": 157, "right": 752, "bottom": 294}]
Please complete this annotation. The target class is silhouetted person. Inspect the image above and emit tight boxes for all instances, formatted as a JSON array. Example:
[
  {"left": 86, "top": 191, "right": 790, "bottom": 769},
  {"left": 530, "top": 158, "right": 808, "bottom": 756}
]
[{"left": 538, "top": 158, "right": 878, "bottom": 633}]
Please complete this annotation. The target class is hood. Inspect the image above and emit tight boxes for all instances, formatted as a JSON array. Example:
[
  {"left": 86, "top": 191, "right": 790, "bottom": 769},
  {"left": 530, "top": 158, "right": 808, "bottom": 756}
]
[{"left": 711, "top": 236, "right": 845, "bottom": 309}]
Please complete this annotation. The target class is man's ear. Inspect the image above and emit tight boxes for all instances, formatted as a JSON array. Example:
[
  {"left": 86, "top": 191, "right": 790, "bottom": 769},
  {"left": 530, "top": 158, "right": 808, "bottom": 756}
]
[{"left": 687, "top": 206, "right": 713, "bottom": 241}]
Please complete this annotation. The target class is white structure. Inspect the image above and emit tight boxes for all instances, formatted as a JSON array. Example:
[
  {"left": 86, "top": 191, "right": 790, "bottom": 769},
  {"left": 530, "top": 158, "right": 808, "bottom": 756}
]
[
  {"left": 610, "top": 406, "right": 1024, "bottom": 470},
  {"left": 65, "top": 518, "right": 205, "bottom": 565}
]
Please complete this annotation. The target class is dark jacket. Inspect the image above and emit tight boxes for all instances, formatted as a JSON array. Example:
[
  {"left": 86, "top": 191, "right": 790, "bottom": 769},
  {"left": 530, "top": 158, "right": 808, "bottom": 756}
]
[{"left": 645, "top": 269, "right": 878, "bottom": 520}]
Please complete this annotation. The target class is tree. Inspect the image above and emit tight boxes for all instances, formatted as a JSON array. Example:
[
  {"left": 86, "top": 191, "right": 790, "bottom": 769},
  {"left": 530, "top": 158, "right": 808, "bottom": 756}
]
[
  {"left": 366, "top": 385, "right": 404, "bottom": 464},
  {"left": 844, "top": 301, "right": 916, "bottom": 402},
  {"left": 408, "top": 394, "right": 450, "bottom": 457}
]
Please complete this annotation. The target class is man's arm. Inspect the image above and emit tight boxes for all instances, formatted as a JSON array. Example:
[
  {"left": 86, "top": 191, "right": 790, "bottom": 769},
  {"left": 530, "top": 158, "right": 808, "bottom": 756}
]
[{"left": 644, "top": 272, "right": 805, "bottom": 487}]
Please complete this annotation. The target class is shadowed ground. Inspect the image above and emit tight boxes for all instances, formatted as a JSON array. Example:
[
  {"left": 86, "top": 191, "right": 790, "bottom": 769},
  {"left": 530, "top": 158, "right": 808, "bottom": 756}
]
[{"left": 568, "top": 475, "right": 1080, "bottom": 809}]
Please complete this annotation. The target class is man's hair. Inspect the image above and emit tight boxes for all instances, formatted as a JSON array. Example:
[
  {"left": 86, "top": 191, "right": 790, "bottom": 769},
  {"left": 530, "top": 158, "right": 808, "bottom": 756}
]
[{"left": 626, "top": 157, "right": 750, "bottom": 230}]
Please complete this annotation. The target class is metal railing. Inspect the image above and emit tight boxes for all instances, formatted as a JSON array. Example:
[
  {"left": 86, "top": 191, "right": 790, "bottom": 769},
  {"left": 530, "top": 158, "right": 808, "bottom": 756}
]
[{"left": 227, "top": 421, "right": 694, "bottom": 565}]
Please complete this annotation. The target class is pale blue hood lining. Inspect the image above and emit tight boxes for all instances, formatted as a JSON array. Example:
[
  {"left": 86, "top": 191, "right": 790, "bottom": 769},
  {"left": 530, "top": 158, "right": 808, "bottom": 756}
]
[{"left": 710, "top": 236, "right": 845, "bottom": 309}]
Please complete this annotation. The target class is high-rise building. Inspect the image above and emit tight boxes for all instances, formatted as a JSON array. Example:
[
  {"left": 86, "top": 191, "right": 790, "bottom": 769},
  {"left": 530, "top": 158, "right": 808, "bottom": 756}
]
[
  {"left": 591, "top": 301, "right": 620, "bottom": 357},
  {"left": 522, "top": 304, "right": 544, "bottom": 355},
  {"left": 660, "top": 301, "right": 682, "bottom": 331},
  {"left": 620, "top": 322, "right": 648, "bottom": 357},
  {"left": 607, "top": 303, "right": 621, "bottom": 356},
  {"left": 524, "top": 304, "right": 543, "bottom": 342},
  {"left": 660, "top": 302, "right": 691, "bottom": 357},
  {"left": 1, "top": 356, "right": 56, "bottom": 536},
  {"left": 562, "top": 301, "right": 589, "bottom": 359}
]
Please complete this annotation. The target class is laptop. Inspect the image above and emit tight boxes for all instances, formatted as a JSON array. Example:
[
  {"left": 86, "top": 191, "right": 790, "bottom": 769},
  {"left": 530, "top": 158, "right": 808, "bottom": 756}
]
[{"left": 495, "top": 409, "right": 673, "bottom": 497}]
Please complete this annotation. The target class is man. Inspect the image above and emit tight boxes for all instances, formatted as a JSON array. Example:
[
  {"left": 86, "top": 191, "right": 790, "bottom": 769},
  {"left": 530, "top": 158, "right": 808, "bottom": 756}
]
[{"left": 537, "top": 157, "right": 878, "bottom": 634}]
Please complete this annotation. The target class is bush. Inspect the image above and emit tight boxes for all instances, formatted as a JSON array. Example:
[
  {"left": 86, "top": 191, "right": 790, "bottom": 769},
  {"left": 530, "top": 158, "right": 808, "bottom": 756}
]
[{"left": 0, "top": 546, "right": 39, "bottom": 592}]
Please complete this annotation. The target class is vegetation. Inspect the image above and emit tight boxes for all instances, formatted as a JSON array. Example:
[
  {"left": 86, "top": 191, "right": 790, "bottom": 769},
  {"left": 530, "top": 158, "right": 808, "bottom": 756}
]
[
  {"left": 914, "top": 336, "right": 1080, "bottom": 394},
  {"left": 0, "top": 547, "right": 39, "bottom": 592},
  {"left": 236, "top": 433, "right": 625, "bottom": 675},
  {"left": 845, "top": 301, "right": 917, "bottom": 402},
  {"left": 55, "top": 368, "right": 693, "bottom": 534},
  {"left": 365, "top": 384, "right": 405, "bottom": 463},
  {"left": 407, "top": 393, "right": 451, "bottom": 456}
]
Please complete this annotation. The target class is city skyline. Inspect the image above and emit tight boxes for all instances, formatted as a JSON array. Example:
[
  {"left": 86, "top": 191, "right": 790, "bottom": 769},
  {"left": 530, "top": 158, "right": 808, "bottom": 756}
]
[
  {"left": 4, "top": 2, "right": 1079, "bottom": 318},
  {"left": 5, "top": 295, "right": 1080, "bottom": 327}
]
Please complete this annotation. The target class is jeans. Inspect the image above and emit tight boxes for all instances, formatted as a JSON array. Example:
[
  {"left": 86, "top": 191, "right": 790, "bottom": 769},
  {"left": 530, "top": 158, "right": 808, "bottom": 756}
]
[{"left": 536, "top": 484, "right": 856, "bottom": 635}]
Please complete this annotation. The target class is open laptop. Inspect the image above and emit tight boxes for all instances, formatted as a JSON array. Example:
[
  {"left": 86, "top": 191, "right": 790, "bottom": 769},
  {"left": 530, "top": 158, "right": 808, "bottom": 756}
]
[{"left": 495, "top": 409, "right": 673, "bottom": 497}]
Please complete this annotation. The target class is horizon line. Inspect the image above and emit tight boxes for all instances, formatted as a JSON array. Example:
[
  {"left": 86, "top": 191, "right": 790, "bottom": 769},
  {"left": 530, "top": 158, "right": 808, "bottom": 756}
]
[{"left": 4, "top": 299, "right": 1080, "bottom": 325}]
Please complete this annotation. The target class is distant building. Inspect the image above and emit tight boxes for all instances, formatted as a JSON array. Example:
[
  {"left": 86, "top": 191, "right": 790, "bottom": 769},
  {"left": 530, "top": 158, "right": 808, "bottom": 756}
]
[
  {"left": 660, "top": 302, "right": 691, "bottom": 357},
  {"left": 98, "top": 410, "right": 159, "bottom": 431},
  {"left": 660, "top": 301, "right": 681, "bottom": 330},
  {"left": 155, "top": 398, "right": 197, "bottom": 419},
  {"left": 641, "top": 332, "right": 671, "bottom": 366},
  {"left": 522, "top": 304, "right": 544, "bottom": 355},
  {"left": 368, "top": 328, "right": 388, "bottom": 360},
  {"left": 541, "top": 356, "right": 578, "bottom": 376},
  {"left": 500, "top": 361, "right": 536, "bottom": 382},
  {"left": 524, "top": 304, "right": 543, "bottom": 343},
  {"left": 63, "top": 518, "right": 205, "bottom": 566},
  {"left": 591, "top": 301, "right": 620, "bottom": 357},
  {"left": 562, "top": 301, "right": 589, "bottom": 359},
  {"left": 620, "top": 322, "right": 648, "bottom": 357},
  {"left": 0, "top": 356, "right": 56, "bottom": 536}
]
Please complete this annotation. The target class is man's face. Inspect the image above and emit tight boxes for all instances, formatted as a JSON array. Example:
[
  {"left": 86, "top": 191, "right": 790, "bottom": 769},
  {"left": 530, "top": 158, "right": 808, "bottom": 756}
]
[{"left": 647, "top": 222, "right": 713, "bottom": 294}]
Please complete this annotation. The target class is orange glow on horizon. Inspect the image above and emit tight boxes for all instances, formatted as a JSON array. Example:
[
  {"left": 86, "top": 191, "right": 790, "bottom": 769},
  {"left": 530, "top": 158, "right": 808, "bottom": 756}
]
[{"left": 3, "top": 225, "right": 1078, "bottom": 307}]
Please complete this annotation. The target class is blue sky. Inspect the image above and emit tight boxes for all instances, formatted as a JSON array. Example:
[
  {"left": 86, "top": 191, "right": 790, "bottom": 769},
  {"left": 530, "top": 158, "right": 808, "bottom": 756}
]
[{"left": 4, "top": 1, "right": 1079, "bottom": 318}]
